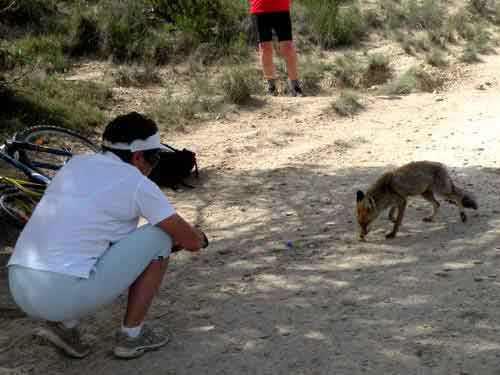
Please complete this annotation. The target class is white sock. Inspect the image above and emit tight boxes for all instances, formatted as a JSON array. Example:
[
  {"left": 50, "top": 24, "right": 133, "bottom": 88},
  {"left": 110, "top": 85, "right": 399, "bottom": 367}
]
[
  {"left": 121, "top": 323, "right": 144, "bottom": 338},
  {"left": 62, "top": 320, "right": 80, "bottom": 329}
]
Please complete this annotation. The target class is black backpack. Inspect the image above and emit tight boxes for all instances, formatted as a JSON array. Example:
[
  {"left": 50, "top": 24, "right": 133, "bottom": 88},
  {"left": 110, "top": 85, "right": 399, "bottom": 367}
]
[{"left": 148, "top": 144, "right": 199, "bottom": 190}]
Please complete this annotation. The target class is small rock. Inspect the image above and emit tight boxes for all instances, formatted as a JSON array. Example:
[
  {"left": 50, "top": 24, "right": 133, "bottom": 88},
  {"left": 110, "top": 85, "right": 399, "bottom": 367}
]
[
  {"left": 474, "top": 276, "right": 484, "bottom": 282},
  {"left": 435, "top": 271, "right": 449, "bottom": 278}
]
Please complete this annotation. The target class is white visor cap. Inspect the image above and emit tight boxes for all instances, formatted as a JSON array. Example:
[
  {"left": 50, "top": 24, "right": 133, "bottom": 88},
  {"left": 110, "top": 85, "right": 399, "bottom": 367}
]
[{"left": 102, "top": 133, "right": 168, "bottom": 152}]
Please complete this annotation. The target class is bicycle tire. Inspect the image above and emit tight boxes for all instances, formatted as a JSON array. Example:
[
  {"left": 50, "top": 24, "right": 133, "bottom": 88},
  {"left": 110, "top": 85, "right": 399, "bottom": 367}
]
[
  {"left": 0, "top": 190, "right": 35, "bottom": 228},
  {"left": 15, "top": 126, "right": 100, "bottom": 179}
]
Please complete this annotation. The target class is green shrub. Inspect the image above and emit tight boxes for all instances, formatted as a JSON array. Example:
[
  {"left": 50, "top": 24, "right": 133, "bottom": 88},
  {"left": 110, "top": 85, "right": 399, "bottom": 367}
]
[
  {"left": 300, "top": 0, "right": 339, "bottom": 48},
  {"left": 333, "top": 5, "right": 365, "bottom": 46},
  {"left": 363, "top": 54, "right": 393, "bottom": 87},
  {"left": 300, "top": 0, "right": 364, "bottom": 48},
  {"left": 150, "top": 93, "right": 197, "bottom": 129},
  {"left": 332, "top": 53, "right": 364, "bottom": 88},
  {"left": 114, "top": 65, "right": 162, "bottom": 87},
  {"left": 493, "top": 2, "right": 500, "bottom": 24},
  {"left": 219, "top": 67, "right": 259, "bottom": 104},
  {"left": 0, "top": 77, "right": 112, "bottom": 138},
  {"left": 469, "top": 0, "right": 489, "bottom": 15},
  {"left": 380, "top": 71, "right": 417, "bottom": 95},
  {"left": 411, "top": 66, "right": 444, "bottom": 92},
  {"left": 0, "top": 0, "right": 61, "bottom": 32},
  {"left": 426, "top": 49, "right": 448, "bottom": 67},
  {"left": 380, "top": 66, "right": 443, "bottom": 95},
  {"left": 332, "top": 91, "right": 364, "bottom": 116},
  {"left": 449, "top": 8, "right": 474, "bottom": 37},
  {"left": 101, "top": 0, "right": 152, "bottom": 62},
  {"left": 3, "top": 36, "right": 69, "bottom": 73},
  {"left": 460, "top": 43, "right": 482, "bottom": 62},
  {"left": 406, "top": 0, "right": 445, "bottom": 30},
  {"left": 67, "top": 11, "right": 102, "bottom": 57},
  {"left": 471, "top": 26, "right": 493, "bottom": 53},
  {"left": 380, "top": 0, "right": 407, "bottom": 29},
  {"left": 148, "top": 0, "right": 247, "bottom": 61},
  {"left": 363, "top": 7, "right": 384, "bottom": 29},
  {"left": 299, "top": 58, "right": 334, "bottom": 95}
]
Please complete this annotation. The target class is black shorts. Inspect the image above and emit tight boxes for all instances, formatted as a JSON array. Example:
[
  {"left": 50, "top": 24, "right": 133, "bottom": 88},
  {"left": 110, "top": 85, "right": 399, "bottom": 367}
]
[{"left": 252, "top": 11, "right": 293, "bottom": 43}]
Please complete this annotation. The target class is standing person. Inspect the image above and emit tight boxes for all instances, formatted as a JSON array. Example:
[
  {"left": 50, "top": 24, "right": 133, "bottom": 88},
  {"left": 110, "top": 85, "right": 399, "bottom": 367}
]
[
  {"left": 8, "top": 112, "right": 209, "bottom": 359},
  {"left": 250, "top": 0, "right": 304, "bottom": 97}
]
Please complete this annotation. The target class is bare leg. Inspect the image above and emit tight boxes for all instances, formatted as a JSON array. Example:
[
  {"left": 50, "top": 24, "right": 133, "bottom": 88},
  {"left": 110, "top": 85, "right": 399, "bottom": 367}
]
[
  {"left": 421, "top": 190, "right": 440, "bottom": 222},
  {"left": 124, "top": 258, "right": 169, "bottom": 327},
  {"left": 259, "top": 42, "right": 275, "bottom": 80},
  {"left": 279, "top": 40, "right": 299, "bottom": 80},
  {"left": 386, "top": 199, "right": 407, "bottom": 239}
]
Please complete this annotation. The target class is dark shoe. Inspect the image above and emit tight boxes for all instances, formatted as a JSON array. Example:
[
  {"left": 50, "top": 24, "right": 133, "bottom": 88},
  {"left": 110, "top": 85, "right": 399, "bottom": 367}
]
[
  {"left": 113, "top": 324, "right": 170, "bottom": 359},
  {"left": 290, "top": 85, "right": 304, "bottom": 97},
  {"left": 35, "top": 322, "right": 90, "bottom": 358},
  {"left": 266, "top": 82, "right": 277, "bottom": 96}
]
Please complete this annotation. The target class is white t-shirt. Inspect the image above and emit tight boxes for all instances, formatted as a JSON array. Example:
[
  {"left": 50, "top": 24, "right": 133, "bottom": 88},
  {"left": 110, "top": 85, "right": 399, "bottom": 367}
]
[{"left": 8, "top": 152, "right": 176, "bottom": 278}]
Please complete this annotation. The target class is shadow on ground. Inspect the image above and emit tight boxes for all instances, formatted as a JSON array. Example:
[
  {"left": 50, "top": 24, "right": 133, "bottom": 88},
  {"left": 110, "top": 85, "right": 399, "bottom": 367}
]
[{"left": 2, "top": 163, "right": 500, "bottom": 375}]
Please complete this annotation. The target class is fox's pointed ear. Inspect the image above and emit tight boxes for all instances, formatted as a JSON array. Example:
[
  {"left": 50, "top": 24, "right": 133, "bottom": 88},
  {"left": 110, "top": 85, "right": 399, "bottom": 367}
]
[{"left": 356, "top": 190, "right": 365, "bottom": 202}]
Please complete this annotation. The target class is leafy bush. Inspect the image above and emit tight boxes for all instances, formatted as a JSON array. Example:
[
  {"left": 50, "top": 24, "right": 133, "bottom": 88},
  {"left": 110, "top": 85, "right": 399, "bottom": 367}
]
[
  {"left": 332, "top": 53, "right": 364, "bottom": 89},
  {"left": 67, "top": 11, "right": 102, "bottom": 57},
  {"left": 0, "top": 0, "right": 61, "bottom": 31},
  {"left": 426, "top": 49, "right": 448, "bottom": 67},
  {"left": 299, "top": 0, "right": 339, "bottom": 48},
  {"left": 363, "top": 54, "right": 392, "bottom": 87},
  {"left": 460, "top": 43, "right": 481, "bottom": 63},
  {"left": 406, "top": 0, "right": 445, "bottom": 30},
  {"left": 2, "top": 36, "right": 69, "bottom": 73},
  {"left": 219, "top": 67, "right": 259, "bottom": 104},
  {"left": 113, "top": 65, "right": 162, "bottom": 87},
  {"left": 299, "top": 0, "right": 364, "bottom": 48},
  {"left": 1, "top": 77, "right": 112, "bottom": 138},
  {"left": 333, "top": 5, "right": 364, "bottom": 46},
  {"left": 100, "top": 0, "right": 153, "bottom": 62},
  {"left": 469, "top": 0, "right": 489, "bottom": 15},
  {"left": 297, "top": 58, "right": 334, "bottom": 95},
  {"left": 379, "top": 66, "right": 444, "bottom": 95},
  {"left": 379, "top": 0, "right": 407, "bottom": 29},
  {"left": 332, "top": 91, "right": 364, "bottom": 116},
  {"left": 148, "top": 0, "right": 247, "bottom": 62}
]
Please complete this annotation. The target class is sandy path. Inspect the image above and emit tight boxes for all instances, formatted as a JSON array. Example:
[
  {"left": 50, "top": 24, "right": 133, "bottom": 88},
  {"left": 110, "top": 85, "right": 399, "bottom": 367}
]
[{"left": 2, "top": 52, "right": 500, "bottom": 375}]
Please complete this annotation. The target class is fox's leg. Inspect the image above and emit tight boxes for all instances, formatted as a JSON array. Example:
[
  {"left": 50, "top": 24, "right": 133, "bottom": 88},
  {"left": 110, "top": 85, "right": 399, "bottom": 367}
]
[
  {"left": 421, "top": 190, "right": 440, "bottom": 222},
  {"left": 388, "top": 206, "right": 398, "bottom": 223},
  {"left": 444, "top": 193, "right": 467, "bottom": 222},
  {"left": 386, "top": 198, "right": 407, "bottom": 239}
]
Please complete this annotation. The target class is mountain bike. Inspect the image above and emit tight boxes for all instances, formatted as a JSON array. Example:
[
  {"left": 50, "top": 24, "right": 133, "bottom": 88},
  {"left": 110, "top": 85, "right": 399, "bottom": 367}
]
[{"left": 0, "top": 126, "right": 99, "bottom": 227}]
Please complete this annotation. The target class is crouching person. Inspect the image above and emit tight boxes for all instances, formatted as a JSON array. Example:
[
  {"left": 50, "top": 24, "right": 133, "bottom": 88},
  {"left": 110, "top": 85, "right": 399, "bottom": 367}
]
[{"left": 7, "top": 112, "right": 208, "bottom": 359}]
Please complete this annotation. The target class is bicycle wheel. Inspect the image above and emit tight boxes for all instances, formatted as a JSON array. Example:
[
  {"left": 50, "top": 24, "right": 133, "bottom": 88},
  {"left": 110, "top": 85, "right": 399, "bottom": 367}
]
[
  {"left": 15, "top": 126, "right": 100, "bottom": 179},
  {"left": 0, "top": 189, "right": 36, "bottom": 228}
]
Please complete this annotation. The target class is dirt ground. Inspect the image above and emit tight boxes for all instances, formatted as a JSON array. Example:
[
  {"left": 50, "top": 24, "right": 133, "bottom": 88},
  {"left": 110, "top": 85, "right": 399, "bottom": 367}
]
[{"left": 2, "top": 49, "right": 500, "bottom": 374}]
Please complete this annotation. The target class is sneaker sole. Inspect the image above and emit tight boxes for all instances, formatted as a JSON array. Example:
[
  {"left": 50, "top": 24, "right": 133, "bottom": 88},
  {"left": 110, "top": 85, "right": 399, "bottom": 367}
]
[
  {"left": 113, "top": 337, "right": 170, "bottom": 359},
  {"left": 34, "top": 327, "right": 89, "bottom": 359}
]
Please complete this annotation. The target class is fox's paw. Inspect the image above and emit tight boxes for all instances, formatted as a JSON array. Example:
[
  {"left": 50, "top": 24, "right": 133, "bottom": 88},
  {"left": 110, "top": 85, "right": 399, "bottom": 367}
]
[
  {"left": 460, "top": 212, "right": 467, "bottom": 223},
  {"left": 385, "top": 232, "right": 396, "bottom": 239}
]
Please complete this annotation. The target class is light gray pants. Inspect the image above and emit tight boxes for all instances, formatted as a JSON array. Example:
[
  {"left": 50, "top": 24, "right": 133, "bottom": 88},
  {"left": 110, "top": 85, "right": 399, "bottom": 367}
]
[{"left": 8, "top": 225, "right": 172, "bottom": 321}]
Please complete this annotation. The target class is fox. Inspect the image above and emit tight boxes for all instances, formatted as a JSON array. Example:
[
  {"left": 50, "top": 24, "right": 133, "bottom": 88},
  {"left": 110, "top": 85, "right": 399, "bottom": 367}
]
[{"left": 356, "top": 161, "right": 478, "bottom": 241}]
